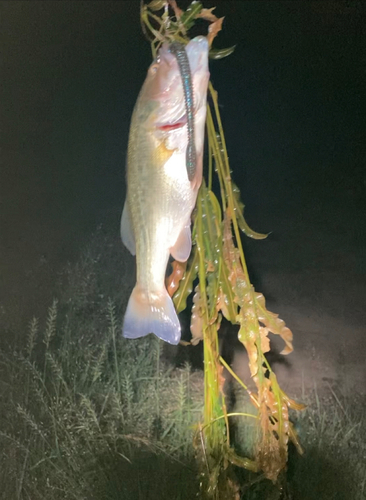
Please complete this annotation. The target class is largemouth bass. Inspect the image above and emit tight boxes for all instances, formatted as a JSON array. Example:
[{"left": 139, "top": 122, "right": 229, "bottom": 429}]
[{"left": 121, "top": 36, "right": 210, "bottom": 345}]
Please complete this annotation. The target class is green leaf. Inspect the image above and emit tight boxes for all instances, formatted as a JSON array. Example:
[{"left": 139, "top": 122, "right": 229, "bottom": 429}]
[
  {"left": 200, "top": 186, "right": 220, "bottom": 265},
  {"left": 146, "top": 0, "right": 166, "bottom": 11},
  {"left": 209, "top": 45, "right": 236, "bottom": 60},
  {"left": 232, "top": 182, "right": 269, "bottom": 240},
  {"left": 199, "top": 185, "right": 222, "bottom": 318},
  {"left": 180, "top": 1, "right": 203, "bottom": 30},
  {"left": 218, "top": 266, "right": 238, "bottom": 324},
  {"left": 173, "top": 248, "right": 199, "bottom": 313}
]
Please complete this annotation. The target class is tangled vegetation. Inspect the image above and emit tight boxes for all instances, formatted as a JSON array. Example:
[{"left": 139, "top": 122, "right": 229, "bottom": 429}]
[{"left": 142, "top": 1, "right": 304, "bottom": 496}]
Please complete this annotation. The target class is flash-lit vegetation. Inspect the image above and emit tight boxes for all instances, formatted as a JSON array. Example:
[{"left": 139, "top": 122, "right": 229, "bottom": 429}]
[
  {"left": 0, "top": 234, "right": 201, "bottom": 499},
  {"left": 142, "top": 1, "right": 304, "bottom": 496},
  {"left": 1, "top": 227, "right": 365, "bottom": 499}
]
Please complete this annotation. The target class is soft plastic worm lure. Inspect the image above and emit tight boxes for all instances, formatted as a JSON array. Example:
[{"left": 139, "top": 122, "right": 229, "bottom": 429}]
[{"left": 169, "top": 41, "right": 196, "bottom": 181}]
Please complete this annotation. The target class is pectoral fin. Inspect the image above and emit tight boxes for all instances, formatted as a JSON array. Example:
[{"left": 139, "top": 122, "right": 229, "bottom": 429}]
[
  {"left": 121, "top": 201, "right": 136, "bottom": 255},
  {"left": 170, "top": 224, "right": 192, "bottom": 262}
]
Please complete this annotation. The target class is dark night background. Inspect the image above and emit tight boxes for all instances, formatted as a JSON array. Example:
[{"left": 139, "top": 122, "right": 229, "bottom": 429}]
[{"left": 1, "top": 1, "right": 365, "bottom": 392}]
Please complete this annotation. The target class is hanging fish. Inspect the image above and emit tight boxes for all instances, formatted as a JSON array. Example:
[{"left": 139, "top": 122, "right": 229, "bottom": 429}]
[{"left": 121, "top": 36, "right": 210, "bottom": 345}]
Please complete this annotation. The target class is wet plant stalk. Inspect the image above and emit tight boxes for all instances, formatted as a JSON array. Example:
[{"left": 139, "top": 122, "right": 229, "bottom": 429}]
[{"left": 141, "top": 1, "right": 304, "bottom": 497}]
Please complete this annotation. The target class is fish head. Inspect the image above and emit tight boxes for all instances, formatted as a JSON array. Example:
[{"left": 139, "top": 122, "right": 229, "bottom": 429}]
[{"left": 140, "top": 36, "right": 210, "bottom": 130}]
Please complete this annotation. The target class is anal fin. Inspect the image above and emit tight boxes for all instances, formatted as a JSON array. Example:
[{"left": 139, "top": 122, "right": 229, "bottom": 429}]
[{"left": 170, "top": 223, "right": 192, "bottom": 262}]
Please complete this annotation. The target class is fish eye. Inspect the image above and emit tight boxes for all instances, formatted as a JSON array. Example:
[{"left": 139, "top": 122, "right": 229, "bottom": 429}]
[{"left": 149, "top": 62, "right": 159, "bottom": 75}]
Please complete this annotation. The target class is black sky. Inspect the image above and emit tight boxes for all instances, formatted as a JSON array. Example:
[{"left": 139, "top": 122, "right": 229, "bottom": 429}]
[{"left": 1, "top": 1, "right": 365, "bottom": 329}]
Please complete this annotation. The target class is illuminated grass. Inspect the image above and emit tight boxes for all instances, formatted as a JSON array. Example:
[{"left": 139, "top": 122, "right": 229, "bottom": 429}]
[
  {"left": 0, "top": 233, "right": 202, "bottom": 499},
  {"left": 1, "top": 227, "right": 365, "bottom": 499}
]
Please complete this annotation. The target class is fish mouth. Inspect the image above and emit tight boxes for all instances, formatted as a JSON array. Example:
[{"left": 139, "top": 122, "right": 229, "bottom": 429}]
[
  {"left": 159, "top": 36, "right": 209, "bottom": 74},
  {"left": 153, "top": 36, "right": 209, "bottom": 133}
]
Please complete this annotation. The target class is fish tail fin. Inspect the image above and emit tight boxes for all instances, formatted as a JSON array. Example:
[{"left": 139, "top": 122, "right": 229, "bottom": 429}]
[{"left": 122, "top": 286, "right": 181, "bottom": 345}]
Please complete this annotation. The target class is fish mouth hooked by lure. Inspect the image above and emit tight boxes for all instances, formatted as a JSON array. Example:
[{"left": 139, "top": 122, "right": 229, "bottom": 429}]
[{"left": 121, "top": 36, "right": 210, "bottom": 345}]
